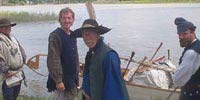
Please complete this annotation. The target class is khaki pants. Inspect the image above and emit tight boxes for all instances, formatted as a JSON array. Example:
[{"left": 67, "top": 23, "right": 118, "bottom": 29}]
[{"left": 54, "top": 87, "right": 78, "bottom": 100}]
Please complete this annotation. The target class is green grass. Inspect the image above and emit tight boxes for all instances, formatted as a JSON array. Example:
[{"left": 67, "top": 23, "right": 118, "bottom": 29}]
[
  {"left": 0, "top": 11, "right": 58, "bottom": 22},
  {"left": 94, "top": 0, "right": 200, "bottom": 4},
  {"left": 17, "top": 95, "right": 54, "bottom": 100},
  {"left": 0, "top": 94, "right": 54, "bottom": 100}
]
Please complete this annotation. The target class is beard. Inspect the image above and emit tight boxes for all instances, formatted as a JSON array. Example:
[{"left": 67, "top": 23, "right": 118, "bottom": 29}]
[
  {"left": 179, "top": 38, "right": 191, "bottom": 47},
  {"left": 84, "top": 41, "right": 96, "bottom": 48}
]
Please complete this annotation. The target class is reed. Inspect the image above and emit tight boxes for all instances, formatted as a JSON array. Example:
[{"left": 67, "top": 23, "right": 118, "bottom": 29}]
[{"left": 0, "top": 11, "right": 58, "bottom": 22}]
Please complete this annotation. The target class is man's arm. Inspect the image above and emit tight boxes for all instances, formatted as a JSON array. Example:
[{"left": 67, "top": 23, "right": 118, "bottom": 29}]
[
  {"left": 172, "top": 50, "right": 200, "bottom": 87},
  {"left": 0, "top": 42, "right": 9, "bottom": 74},
  {"left": 103, "top": 51, "right": 129, "bottom": 100},
  {"left": 18, "top": 42, "right": 26, "bottom": 64},
  {"left": 47, "top": 33, "right": 63, "bottom": 84},
  {"left": 0, "top": 59, "right": 9, "bottom": 74}
]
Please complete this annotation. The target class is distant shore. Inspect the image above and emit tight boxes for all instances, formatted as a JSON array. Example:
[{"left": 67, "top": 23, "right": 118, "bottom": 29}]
[
  {"left": 0, "top": 3, "right": 200, "bottom": 14},
  {"left": 1, "top": 3, "right": 199, "bottom": 22}
]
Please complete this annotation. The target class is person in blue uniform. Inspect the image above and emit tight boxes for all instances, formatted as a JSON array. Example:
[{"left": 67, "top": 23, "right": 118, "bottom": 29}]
[
  {"left": 172, "top": 17, "right": 200, "bottom": 100},
  {"left": 72, "top": 19, "right": 130, "bottom": 100}
]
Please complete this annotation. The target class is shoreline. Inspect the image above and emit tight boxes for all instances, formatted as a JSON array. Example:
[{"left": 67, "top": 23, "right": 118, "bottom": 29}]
[{"left": 0, "top": 3, "right": 200, "bottom": 13}]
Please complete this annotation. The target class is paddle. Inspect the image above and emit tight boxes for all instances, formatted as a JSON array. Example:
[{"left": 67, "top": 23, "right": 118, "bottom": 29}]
[
  {"left": 123, "top": 51, "right": 135, "bottom": 77},
  {"left": 166, "top": 87, "right": 178, "bottom": 100}
]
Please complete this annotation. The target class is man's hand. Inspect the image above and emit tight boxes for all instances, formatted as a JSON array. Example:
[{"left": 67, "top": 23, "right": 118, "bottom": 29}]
[
  {"left": 5, "top": 71, "right": 15, "bottom": 78},
  {"left": 56, "top": 82, "right": 65, "bottom": 91}
]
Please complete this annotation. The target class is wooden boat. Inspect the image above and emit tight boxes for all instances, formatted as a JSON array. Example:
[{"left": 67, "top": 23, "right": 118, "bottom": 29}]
[
  {"left": 26, "top": 54, "right": 180, "bottom": 100},
  {"left": 125, "top": 82, "right": 179, "bottom": 100},
  {"left": 79, "top": 66, "right": 180, "bottom": 100},
  {"left": 79, "top": 70, "right": 180, "bottom": 100},
  {"left": 119, "top": 68, "right": 180, "bottom": 100}
]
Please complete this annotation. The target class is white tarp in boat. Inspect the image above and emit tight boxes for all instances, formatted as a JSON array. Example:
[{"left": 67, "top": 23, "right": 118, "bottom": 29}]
[
  {"left": 127, "top": 60, "right": 176, "bottom": 89},
  {"left": 131, "top": 69, "right": 171, "bottom": 89}
]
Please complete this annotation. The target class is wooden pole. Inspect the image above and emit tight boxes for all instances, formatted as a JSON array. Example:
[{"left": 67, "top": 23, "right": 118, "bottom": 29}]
[
  {"left": 149, "top": 42, "right": 163, "bottom": 62},
  {"left": 123, "top": 51, "right": 135, "bottom": 77},
  {"left": 85, "top": 0, "right": 96, "bottom": 19},
  {"left": 124, "top": 56, "right": 147, "bottom": 81},
  {"left": 168, "top": 49, "right": 170, "bottom": 60},
  {"left": 166, "top": 87, "right": 178, "bottom": 100},
  {"left": 120, "top": 57, "right": 175, "bottom": 72}
]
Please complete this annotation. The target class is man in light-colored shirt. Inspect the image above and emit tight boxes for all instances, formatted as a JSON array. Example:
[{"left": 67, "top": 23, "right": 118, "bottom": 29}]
[
  {"left": 172, "top": 17, "right": 200, "bottom": 100},
  {"left": 0, "top": 18, "right": 26, "bottom": 100}
]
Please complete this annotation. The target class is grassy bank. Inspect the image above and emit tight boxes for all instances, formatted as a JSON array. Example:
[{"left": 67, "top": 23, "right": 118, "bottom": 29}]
[
  {"left": 0, "top": 11, "right": 58, "bottom": 22},
  {"left": 0, "top": 91, "right": 81, "bottom": 100},
  {"left": 0, "top": 95, "right": 54, "bottom": 100}
]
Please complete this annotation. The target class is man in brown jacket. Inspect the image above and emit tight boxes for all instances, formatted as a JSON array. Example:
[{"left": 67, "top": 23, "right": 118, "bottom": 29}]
[{"left": 46, "top": 7, "right": 79, "bottom": 100}]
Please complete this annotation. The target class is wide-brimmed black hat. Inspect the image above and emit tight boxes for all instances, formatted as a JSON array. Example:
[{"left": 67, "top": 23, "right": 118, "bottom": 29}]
[
  {"left": 0, "top": 18, "right": 16, "bottom": 27},
  {"left": 71, "top": 19, "right": 111, "bottom": 38}
]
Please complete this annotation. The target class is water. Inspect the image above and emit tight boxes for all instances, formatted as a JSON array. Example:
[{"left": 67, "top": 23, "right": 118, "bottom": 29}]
[{"left": 0, "top": 4, "right": 200, "bottom": 97}]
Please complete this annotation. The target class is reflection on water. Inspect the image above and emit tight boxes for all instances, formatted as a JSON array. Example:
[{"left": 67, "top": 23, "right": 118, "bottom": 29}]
[{"left": 1, "top": 4, "right": 200, "bottom": 97}]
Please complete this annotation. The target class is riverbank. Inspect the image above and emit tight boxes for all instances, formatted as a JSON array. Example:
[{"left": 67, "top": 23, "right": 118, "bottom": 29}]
[
  {"left": 1, "top": 3, "right": 199, "bottom": 22},
  {"left": 0, "top": 3, "right": 200, "bottom": 13},
  {"left": 0, "top": 0, "right": 200, "bottom": 6}
]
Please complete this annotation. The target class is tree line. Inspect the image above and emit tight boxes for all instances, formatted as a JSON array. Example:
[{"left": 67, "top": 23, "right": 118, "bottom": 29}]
[{"left": 0, "top": 0, "right": 200, "bottom": 5}]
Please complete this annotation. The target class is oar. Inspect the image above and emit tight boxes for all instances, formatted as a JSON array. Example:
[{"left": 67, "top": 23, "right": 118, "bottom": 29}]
[
  {"left": 131, "top": 56, "right": 147, "bottom": 77},
  {"left": 168, "top": 49, "right": 170, "bottom": 60},
  {"left": 85, "top": 0, "right": 96, "bottom": 19},
  {"left": 120, "top": 57, "right": 175, "bottom": 72},
  {"left": 124, "top": 56, "right": 147, "bottom": 81},
  {"left": 166, "top": 87, "right": 178, "bottom": 100},
  {"left": 149, "top": 42, "right": 163, "bottom": 62},
  {"left": 123, "top": 51, "right": 135, "bottom": 77}
]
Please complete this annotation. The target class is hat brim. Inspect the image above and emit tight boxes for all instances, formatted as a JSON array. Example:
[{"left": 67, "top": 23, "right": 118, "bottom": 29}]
[
  {"left": 0, "top": 23, "right": 16, "bottom": 27},
  {"left": 71, "top": 26, "right": 111, "bottom": 38},
  {"left": 11, "top": 23, "right": 16, "bottom": 27}
]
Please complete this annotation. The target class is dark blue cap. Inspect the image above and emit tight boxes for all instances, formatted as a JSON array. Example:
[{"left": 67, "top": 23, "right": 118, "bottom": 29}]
[{"left": 174, "top": 17, "right": 196, "bottom": 34}]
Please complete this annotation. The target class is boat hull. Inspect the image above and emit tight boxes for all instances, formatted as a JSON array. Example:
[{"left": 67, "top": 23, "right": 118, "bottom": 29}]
[{"left": 126, "top": 82, "right": 179, "bottom": 100}]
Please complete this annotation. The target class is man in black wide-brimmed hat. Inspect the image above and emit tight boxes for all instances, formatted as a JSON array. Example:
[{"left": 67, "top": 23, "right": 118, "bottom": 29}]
[
  {"left": 0, "top": 18, "right": 26, "bottom": 100},
  {"left": 72, "top": 19, "right": 130, "bottom": 100}
]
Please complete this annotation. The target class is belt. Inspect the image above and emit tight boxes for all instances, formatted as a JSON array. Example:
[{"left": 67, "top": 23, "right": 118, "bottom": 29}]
[
  {"left": 9, "top": 67, "right": 23, "bottom": 71},
  {"left": 182, "top": 90, "right": 200, "bottom": 96},
  {"left": 183, "top": 84, "right": 200, "bottom": 89},
  {"left": 181, "top": 83, "right": 200, "bottom": 96}
]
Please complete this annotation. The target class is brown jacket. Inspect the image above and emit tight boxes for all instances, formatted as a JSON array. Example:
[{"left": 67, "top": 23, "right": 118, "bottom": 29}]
[{"left": 47, "top": 30, "right": 63, "bottom": 84}]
